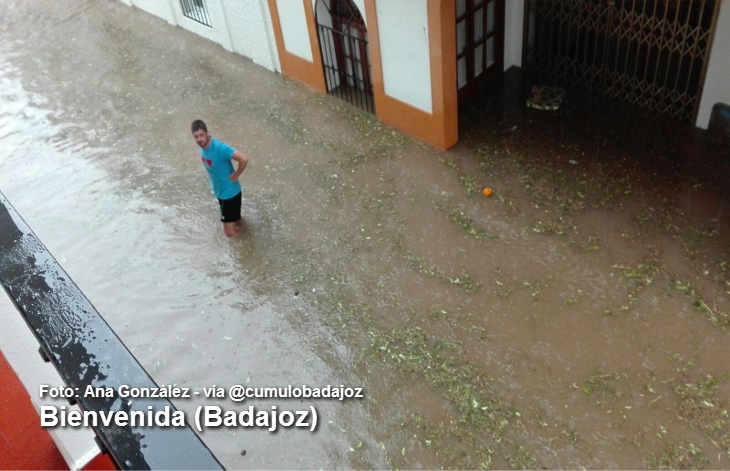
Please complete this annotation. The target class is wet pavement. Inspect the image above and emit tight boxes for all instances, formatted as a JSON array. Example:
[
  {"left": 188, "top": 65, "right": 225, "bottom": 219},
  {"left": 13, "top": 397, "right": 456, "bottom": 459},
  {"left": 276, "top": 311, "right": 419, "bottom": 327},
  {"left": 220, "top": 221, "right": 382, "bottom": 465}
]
[{"left": 1, "top": 0, "right": 730, "bottom": 469}]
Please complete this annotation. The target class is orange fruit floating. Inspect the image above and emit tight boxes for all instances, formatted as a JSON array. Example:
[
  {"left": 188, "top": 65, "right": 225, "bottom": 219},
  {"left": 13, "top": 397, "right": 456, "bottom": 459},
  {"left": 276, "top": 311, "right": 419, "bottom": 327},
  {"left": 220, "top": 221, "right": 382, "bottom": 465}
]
[{"left": 483, "top": 187, "right": 493, "bottom": 197}]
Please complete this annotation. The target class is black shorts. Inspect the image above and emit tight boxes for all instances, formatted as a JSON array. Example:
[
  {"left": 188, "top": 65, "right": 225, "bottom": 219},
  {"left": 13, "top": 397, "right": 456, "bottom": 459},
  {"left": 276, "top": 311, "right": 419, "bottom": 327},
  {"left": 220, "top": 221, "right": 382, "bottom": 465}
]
[{"left": 218, "top": 192, "right": 242, "bottom": 223}]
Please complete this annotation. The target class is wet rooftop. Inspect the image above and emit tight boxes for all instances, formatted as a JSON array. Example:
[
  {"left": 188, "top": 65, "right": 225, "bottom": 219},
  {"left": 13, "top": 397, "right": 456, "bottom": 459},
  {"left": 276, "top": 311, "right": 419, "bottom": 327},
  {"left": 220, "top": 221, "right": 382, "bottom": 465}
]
[{"left": 1, "top": 0, "right": 729, "bottom": 469}]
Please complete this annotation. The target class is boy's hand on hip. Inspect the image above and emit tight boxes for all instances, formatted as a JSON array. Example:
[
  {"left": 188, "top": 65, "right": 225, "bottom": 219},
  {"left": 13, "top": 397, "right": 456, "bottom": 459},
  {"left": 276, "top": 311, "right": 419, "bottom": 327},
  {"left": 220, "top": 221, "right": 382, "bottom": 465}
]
[{"left": 229, "top": 172, "right": 240, "bottom": 182}]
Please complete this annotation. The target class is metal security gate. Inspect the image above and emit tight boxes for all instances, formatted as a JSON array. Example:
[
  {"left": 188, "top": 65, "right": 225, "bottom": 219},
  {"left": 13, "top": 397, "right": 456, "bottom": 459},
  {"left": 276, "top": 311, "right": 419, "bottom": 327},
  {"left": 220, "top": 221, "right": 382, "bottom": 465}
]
[
  {"left": 315, "top": 0, "right": 374, "bottom": 113},
  {"left": 523, "top": 0, "right": 720, "bottom": 122}
]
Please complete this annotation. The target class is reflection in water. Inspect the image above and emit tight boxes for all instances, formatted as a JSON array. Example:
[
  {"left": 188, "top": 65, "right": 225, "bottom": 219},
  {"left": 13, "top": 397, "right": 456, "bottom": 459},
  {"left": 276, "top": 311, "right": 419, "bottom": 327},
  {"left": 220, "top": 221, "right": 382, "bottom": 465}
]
[{"left": 2, "top": 0, "right": 730, "bottom": 468}]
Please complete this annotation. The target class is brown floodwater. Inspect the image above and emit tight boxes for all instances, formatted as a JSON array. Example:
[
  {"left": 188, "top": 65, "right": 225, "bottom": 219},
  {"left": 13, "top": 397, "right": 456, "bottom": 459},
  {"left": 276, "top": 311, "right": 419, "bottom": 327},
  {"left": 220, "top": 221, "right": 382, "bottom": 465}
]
[{"left": 1, "top": 0, "right": 729, "bottom": 469}]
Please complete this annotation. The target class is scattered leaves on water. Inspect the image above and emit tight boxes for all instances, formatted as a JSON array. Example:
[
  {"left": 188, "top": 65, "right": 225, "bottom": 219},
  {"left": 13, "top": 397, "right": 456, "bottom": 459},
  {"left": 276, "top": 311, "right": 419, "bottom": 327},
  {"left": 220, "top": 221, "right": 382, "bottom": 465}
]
[
  {"left": 672, "top": 279, "right": 730, "bottom": 328},
  {"left": 581, "top": 371, "right": 625, "bottom": 409},
  {"left": 406, "top": 255, "right": 482, "bottom": 293},
  {"left": 654, "top": 441, "right": 707, "bottom": 470},
  {"left": 673, "top": 375, "right": 729, "bottom": 454},
  {"left": 436, "top": 200, "right": 499, "bottom": 240}
]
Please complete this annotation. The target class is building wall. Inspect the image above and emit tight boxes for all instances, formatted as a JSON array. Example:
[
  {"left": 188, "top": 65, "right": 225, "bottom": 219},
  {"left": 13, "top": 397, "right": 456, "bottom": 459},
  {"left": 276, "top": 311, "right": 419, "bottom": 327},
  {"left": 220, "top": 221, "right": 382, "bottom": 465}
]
[
  {"left": 127, "top": 0, "right": 459, "bottom": 148},
  {"left": 364, "top": 0, "right": 457, "bottom": 149},
  {"left": 288, "top": 0, "right": 456, "bottom": 148},
  {"left": 119, "top": 0, "right": 280, "bottom": 72},
  {"left": 275, "top": 0, "right": 313, "bottom": 61},
  {"left": 375, "top": 0, "right": 432, "bottom": 113},
  {"left": 222, "top": 0, "right": 281, "bottom": 71},
  {"left": 172, "top": 0, "right": 233, "bottom": 51},
  {"left": 697, "top": 0, "right": 730, "bottom": 129},
  {"left": 267, "top": 0, "right": 327, "bottom": 92}
]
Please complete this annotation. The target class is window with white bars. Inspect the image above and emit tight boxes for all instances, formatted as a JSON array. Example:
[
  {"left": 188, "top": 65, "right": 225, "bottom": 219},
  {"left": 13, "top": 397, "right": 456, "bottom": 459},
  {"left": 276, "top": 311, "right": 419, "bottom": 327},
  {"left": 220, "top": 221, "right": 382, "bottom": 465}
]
[{"left": 180, "top": 0, "right": 212, "bottom": 27}]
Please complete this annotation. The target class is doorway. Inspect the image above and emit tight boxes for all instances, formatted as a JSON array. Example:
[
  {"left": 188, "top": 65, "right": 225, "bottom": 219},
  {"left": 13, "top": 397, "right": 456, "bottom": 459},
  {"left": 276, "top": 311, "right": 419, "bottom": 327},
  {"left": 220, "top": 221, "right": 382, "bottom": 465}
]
[
  {"left": 522, "top": 0, "right": 720, "bottom": 123},
  {"left": 456, "top": 0, "right": 505, "bottom": 104},
  {"left": 315, "top": 0, "right": 375, "bottom": 113}
]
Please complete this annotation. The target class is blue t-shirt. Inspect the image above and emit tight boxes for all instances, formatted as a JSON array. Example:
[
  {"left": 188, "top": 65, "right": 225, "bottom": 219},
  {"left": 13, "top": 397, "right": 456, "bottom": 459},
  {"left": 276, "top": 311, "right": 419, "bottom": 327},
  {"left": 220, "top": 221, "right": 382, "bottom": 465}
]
[{"left": 199, "top": 137, "right": 242, "bottom": 200}]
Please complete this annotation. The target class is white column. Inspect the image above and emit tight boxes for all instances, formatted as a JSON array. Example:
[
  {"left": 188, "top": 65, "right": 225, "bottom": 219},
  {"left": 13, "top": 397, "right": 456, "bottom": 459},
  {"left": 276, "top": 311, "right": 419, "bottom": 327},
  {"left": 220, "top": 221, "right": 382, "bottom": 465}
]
[{"left": 696, "top": 0, "right": 730, "bottom": 129}]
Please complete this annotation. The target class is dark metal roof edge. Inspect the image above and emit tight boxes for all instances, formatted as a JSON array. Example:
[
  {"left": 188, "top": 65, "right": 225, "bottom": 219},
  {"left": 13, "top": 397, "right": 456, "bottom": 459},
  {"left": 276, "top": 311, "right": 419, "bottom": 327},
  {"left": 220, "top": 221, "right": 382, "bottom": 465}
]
[{"left": 0, "top": 192, "right": 224, "bottom": 471}]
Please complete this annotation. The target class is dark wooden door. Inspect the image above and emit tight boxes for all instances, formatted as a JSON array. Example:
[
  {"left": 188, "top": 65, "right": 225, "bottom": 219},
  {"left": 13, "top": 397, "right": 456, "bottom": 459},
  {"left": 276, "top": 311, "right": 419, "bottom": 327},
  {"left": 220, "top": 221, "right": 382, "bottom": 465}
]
[
  {"left": 330, "top": 0, "right": 370, "bottom": 93},
  {"left": 456, "top": 0, "right": 505, "bottom": 104}
]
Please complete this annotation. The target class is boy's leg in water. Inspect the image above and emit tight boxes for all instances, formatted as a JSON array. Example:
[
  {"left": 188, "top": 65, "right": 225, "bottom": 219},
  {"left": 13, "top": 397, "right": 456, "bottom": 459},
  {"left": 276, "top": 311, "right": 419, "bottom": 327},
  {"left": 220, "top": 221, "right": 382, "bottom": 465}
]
[{"left": 223, "top": 222, "right": 238, "bottom": 237}]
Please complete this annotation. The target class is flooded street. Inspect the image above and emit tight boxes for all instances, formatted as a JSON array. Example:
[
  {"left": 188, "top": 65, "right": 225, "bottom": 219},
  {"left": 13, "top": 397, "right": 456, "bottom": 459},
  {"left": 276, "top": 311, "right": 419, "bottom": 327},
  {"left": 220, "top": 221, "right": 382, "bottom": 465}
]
[{"left": 2, "top": 0, "right": 730, "bottom": 468}]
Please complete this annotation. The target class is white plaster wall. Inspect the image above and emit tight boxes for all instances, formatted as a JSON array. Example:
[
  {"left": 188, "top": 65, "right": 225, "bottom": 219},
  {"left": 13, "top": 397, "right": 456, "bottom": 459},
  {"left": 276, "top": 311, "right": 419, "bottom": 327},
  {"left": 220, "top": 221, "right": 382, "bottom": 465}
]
[
  {"left": 697, "top": 0, "right": 730, "bottom": 129},
  {"left": 169, "top": 0, "right": 234, "bottom": 52},
  {"left": 376, "top": 0, "right": 432, "bottom": 113},
  {"left": 129, "top": 0, "right": 177, "bottom": 25},
  {"left": 504, "top": 0, "right": 524, "bottom": 69},
  {"left": 119, "top": 0, "right": 280, "bottom": 72},
  {"left": 258, "top": 0, "right": 283, "bottom": 72},
  {"left": 0, "top": 291, "right": 99, "bottom": 471},
  {"left": 222, "top": 0, "right": 281, "bottom": 71},
  {"left": 275, "top": 0, "right": 314, "bottom": 61}
]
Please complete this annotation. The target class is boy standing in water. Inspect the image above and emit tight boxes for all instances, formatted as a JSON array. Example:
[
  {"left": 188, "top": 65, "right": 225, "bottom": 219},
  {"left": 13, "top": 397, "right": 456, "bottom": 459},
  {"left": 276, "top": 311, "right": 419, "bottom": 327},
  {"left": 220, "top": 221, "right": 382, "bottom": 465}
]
[{"left": 191, "top": 120, "right": 249, "bottom": 237}]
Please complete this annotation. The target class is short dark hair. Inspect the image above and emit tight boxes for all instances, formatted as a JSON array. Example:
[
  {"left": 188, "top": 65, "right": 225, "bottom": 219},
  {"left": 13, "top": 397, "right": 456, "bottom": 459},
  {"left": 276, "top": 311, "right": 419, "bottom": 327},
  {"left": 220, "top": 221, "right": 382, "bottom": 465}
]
[{"left": 191, "top": 119, "right": 207, "bottom": 133}]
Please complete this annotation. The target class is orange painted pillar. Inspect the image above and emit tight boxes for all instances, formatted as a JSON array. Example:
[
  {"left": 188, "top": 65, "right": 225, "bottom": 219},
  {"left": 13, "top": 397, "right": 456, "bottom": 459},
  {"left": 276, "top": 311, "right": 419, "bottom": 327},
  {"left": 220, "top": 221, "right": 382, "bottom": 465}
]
[
  {"left": 267, "top": 0, "right": 327, "bottom": 93},
  {"left": 365, "top": 0, "right": 458, "bottom": 150}
]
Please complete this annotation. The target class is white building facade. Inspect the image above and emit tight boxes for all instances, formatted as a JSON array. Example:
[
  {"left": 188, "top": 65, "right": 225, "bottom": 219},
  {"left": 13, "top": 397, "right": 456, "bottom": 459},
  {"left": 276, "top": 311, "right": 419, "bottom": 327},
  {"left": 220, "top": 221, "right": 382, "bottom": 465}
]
[{"left": 119, "top": 0, "right": 730, "bottom": 149}]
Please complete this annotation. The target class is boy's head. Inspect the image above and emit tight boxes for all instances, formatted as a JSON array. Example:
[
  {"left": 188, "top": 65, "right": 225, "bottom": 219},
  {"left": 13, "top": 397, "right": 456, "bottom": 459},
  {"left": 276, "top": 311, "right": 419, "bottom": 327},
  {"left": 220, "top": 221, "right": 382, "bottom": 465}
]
[{"left": 191, "top": 119, "right": 209, "bottom": 148}]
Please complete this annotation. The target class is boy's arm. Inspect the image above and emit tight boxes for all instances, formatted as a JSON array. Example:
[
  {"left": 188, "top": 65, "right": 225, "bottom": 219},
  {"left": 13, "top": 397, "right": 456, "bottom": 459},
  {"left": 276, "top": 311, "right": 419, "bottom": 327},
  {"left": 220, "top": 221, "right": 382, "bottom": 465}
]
[{"left": 229, "top": 149, "right": 249, "bottom": 181}]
